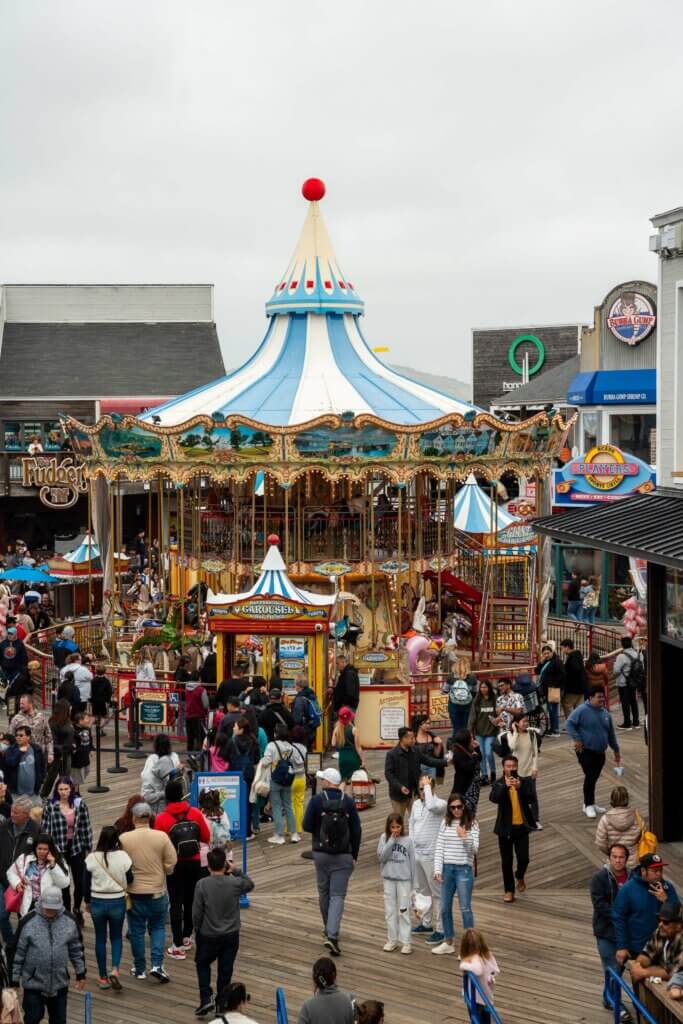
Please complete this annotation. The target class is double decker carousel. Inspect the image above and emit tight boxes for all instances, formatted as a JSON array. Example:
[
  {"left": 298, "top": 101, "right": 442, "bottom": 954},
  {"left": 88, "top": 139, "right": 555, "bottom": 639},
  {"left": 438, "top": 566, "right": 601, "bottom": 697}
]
[{"left": 60, "top": 178, "right": 573, "bottom": 690}]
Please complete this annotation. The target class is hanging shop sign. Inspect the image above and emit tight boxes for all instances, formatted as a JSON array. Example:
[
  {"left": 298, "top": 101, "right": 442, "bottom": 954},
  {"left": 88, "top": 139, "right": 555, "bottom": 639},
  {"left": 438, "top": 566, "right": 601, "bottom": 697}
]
[
  {"left": 22, "top": 457, "right": 88, "bottom": 510},
  {"left": 553, "top": 444, "right": 655, "bottom": 506},
  {"left": 607, "top": 292, "right": 656, "bottom": 345},
  {"left": 313, "top": 561, "right": 353, "bottom": 578}
]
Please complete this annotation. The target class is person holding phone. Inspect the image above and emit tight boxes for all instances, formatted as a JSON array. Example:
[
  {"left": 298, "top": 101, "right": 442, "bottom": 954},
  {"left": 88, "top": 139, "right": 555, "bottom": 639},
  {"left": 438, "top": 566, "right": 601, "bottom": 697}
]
[
  {"left": 489, "top": 755, "right": 536, "bottom": 903},
  {"left": 613, "top": 853, "right": 679, "bottom": 967}
]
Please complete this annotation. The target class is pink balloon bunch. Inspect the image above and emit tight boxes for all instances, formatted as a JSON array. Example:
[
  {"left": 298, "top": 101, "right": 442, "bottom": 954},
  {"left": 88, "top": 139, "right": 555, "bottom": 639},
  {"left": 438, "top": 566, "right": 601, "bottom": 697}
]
[{"left": 622, "top": 595, "right": 646, "bottom": 637}]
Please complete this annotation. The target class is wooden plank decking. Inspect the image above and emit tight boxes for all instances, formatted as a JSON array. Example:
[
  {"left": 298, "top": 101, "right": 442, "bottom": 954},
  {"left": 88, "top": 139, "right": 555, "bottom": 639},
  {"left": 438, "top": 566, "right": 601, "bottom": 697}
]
[{"left": 36, "top": 723, "right": 682, "bottom": 1024}]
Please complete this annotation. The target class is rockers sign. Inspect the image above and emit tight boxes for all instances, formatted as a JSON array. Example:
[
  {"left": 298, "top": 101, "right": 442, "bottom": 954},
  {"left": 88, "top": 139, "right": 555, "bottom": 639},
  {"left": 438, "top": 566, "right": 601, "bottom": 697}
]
[{"left": 22, "top": 457, "right": 88, "bottom": 509}]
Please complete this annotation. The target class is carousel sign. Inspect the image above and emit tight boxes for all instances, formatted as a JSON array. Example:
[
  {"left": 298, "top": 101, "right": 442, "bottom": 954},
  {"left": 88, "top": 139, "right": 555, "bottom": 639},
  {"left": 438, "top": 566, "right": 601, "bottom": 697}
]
[
  {"left": 209, "top": 595, "right": 329, "bottom": 622},
  {"left": 21, "top": 457, "right": 88, "bottom": 510}
]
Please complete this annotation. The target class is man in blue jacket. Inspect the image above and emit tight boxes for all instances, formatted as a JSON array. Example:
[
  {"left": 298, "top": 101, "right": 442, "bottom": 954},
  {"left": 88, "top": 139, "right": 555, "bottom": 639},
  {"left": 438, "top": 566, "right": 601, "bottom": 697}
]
[
  {"left": 303, "top": 768, "right": 362, "bottom": 958},
  {"left": 614, "top": 854, "right": 679, "bottom": 964},
  {"left": 566, "top": 686, "right": 621, "bottom": 818}
]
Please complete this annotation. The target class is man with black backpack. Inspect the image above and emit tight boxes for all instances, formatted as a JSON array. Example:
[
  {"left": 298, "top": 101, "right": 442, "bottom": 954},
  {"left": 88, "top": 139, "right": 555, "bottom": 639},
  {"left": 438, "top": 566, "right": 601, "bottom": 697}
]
[
  {"left": 303, "top": 768, "right": 362, "bottom": 957},
  {"left": 259, "top": 689, "right": 295, "bottom": 743},
  {"left": 292, "top": 674, "right": 323, "bottom": 749},
  {"left": 154, "top": 779, "right": 211, "bottom": 962},
  {"left": 613, "top": 637, "right": 643, "bottom": 731}
]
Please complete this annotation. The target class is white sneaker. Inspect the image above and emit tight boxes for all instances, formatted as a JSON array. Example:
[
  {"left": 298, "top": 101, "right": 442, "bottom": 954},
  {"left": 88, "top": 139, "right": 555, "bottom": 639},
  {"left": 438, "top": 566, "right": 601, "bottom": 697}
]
[
  {"left": 593, "top": 804, "right": 606, "bottom": 813},
  {"left": 584, "top": 804, "right": 597, "bottom": 818},
  {"left": 290, "top": 833, "right": 301, "bottom": 843},
  {"left": 383, "top": 941, "right": 399, "bottom": 952},
  {"left": 267, "top": 835, "right": 286, "bottom": 845},
  {"left": 400, "top": 944, "right": 412, "bottom": 955},
  {"left": 431, "top": 941, "right": 455, "bottom": 955}
]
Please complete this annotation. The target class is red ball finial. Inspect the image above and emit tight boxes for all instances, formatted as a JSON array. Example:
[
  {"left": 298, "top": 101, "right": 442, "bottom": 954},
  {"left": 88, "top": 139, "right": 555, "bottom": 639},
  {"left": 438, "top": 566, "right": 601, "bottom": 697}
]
[
  {"left": 267, "top": 533, "right": 280, "bottom": 547},
  {"left": 302, "top": 177, "right": 326, "bottom": 202}
]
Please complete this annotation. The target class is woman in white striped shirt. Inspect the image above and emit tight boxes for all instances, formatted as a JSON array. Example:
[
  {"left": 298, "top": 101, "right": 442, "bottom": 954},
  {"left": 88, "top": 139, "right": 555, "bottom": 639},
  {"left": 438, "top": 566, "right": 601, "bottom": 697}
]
[{"left": 431, "top": 792, "right": 479, "bottom": 955}]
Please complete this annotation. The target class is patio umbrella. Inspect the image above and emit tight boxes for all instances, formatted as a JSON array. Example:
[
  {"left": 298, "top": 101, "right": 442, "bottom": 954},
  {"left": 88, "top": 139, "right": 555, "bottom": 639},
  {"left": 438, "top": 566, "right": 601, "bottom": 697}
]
[{"left": 0, "top": 566, "right": 59, "bottom": 585}]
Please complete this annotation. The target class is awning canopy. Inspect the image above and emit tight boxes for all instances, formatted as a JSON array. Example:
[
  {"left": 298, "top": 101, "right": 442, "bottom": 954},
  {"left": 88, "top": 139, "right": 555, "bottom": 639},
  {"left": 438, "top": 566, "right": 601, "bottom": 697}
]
[
  {"left": 452, "top": 474, "right": 517, "bottom": 533},
  {"left": 567, "top": 368, "right": 656, "bottom": 406},
  {"left": 534, "top": 489, "right": 683, "bottom": 570}
]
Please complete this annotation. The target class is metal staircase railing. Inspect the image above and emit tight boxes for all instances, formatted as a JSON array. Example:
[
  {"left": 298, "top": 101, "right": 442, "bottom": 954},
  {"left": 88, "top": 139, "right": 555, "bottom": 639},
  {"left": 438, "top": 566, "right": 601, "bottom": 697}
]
[{"left": 463, "top": 971, "right": 503, "bottom": 1022}]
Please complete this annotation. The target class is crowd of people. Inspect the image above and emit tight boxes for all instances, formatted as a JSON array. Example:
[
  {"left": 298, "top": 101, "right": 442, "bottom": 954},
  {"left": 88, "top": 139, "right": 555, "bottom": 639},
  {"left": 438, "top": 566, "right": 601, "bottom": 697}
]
[{"left": 0, "top": 545, "right": 673, "bottom": 1024}]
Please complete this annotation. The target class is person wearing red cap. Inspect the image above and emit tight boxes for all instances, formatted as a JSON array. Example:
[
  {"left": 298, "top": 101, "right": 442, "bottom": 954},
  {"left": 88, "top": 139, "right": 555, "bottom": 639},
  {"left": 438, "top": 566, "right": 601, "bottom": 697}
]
[{"left": 613, "top": 853, "right": 679, "bottom": 966}]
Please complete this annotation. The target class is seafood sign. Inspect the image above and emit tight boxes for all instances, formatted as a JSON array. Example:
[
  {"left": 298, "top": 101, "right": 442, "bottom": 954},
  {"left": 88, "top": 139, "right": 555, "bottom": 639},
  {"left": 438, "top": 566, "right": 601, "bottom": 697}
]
[{"left": 22, "top": 456, "right": 88, "bottom": 509}]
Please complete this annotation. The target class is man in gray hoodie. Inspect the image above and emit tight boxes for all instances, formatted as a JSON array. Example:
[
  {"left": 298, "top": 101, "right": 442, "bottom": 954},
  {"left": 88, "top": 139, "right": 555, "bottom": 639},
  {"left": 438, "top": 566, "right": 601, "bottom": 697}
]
[
  {"left": 12, "top": 890, "right": 86, "bottom": 1024},
  {"left": 191, "top": 846, "right": 255, "bottom": 1017}
]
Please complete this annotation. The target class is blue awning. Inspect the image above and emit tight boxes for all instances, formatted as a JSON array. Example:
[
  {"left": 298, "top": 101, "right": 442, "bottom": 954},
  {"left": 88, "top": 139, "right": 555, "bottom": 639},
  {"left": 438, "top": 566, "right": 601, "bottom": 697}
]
[{"left": 567, "top": 369, "right": 656, "bottom": 405}]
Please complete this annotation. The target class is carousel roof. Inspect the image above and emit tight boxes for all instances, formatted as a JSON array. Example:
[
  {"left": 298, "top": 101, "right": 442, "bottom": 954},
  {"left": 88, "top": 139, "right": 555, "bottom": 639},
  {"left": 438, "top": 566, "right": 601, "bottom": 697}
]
[
  {"left": 207, "top": 538, "right": 335, "bottom": 608},
  {"left": 144, "top": 178, "right": 478, "bottom": 428},
  {"left": 64, "top": 534, "right": 101, "bottom": 565},
  {"left": 452, "top": 473, "right": 517, "bottom": 532}
]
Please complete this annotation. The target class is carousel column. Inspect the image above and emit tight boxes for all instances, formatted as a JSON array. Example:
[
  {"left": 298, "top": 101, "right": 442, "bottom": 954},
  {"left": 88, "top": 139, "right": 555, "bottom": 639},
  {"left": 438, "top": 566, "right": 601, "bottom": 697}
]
[
  {"left": 369, "top": 474, "right": 376, "bottom": 647},
  {"left": 436, "top": 476, "right": 442, "bottom": 631},
  {"left": 250, "top": 480, "right": 256, "bottom": 585},
  {"left": 179, "top": 484, "right": 185, "bottom": 651},
  {"left": 284, "top": 484, "right": 290, "bottom": 566},
  {"left": 87, "top": 480, "right": 93, "bottom": 621}
]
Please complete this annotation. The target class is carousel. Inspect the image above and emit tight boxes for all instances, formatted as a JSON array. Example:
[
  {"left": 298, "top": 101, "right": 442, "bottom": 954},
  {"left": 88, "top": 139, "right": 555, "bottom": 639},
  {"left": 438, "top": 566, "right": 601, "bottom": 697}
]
[{"left": 60, "top": 178, "right": 573, "bottom": 683}]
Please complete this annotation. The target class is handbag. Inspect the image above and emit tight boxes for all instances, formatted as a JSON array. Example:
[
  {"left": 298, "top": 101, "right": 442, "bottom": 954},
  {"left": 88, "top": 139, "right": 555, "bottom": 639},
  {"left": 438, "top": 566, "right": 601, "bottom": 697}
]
[
  {"left": 4, "top": 863, "right": 23, "bottom": 914},
  {"left": 547, "top": 686, "right": 561, "bottom": 704},
  {"left": 635, "top": 811, "right": 658, "bottom": 859}
]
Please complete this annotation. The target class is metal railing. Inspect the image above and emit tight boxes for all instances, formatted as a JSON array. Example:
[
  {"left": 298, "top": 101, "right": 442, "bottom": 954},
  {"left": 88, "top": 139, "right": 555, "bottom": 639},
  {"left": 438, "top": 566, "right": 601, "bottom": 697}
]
[
  {"left": 606, "top": 968, "right": 657, "bottom": 1024},
  {"left": 463, "top": 971, "right": 503, "bottom": 1023},
  {"left": 545, "top": 617, "right": 625, "bottom": 659}
]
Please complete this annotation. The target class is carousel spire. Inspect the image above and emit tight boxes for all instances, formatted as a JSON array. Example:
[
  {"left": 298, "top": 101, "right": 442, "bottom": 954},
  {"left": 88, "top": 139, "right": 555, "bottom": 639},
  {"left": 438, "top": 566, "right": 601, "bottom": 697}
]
[{"left": 265, "top": 178, "right": 365, "bottom": 317}]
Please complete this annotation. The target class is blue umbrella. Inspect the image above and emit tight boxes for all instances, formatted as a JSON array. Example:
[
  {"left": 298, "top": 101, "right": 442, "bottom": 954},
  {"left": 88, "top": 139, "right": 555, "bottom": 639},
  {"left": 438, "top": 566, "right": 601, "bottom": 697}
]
[{"left": 0, "top": 566, "right": 59, "bottom": 584}]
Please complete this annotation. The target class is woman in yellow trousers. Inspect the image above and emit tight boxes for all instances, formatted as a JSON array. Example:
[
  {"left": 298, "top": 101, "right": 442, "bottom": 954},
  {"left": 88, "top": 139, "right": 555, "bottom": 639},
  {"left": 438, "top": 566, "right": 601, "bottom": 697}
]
[{"left": 290, "top": 726, "right": 309, "bottom": 833}]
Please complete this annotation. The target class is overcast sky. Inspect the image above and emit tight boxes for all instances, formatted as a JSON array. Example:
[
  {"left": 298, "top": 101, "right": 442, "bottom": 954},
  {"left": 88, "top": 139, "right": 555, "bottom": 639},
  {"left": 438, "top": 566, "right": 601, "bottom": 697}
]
[{"left": 2, "top": 0, "right": 682, "bottom": 386}]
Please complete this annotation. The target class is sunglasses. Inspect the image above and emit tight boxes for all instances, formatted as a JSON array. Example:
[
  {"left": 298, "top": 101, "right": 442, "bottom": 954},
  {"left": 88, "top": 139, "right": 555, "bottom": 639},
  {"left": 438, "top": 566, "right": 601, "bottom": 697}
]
[{"left": 449, "top": 803, "right": 464, "bottom": 810}]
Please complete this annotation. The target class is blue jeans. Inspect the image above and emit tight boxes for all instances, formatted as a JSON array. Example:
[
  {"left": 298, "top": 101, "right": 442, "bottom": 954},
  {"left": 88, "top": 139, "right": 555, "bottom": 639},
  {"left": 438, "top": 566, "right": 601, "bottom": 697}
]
[
  {"left": 567, "top": 600, "right": 582, "bottom": 620},
  {"left": 548, "top": 701, "right": 560, "bottom": 733},
  {"left": 90, "top": 896, "right": 126, "bottom": 977},
  {"left": 448, "top": 701, "right": 471, "bottom": 740},
  {"left": 596, "top": 937, "right": 624, "bottom": 1008},
  {"left": 271, "top": 780, "right": 296, "bottom": 836},
  {"left": 127, "top": 893, "right": 169, "bottom": 973},
  {"left": 441, "top": 862, "right": 475, "bottom": 940},
  {"left": 476, "top": 735, "right": 496, "bottom": 777}
]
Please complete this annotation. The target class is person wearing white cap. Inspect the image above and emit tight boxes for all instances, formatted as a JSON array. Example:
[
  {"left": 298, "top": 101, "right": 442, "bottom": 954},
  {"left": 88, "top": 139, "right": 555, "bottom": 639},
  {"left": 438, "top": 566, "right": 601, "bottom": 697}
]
[
  {"left": 12, "top": 888, "right": 86, "bottom": 1024},
  {"left": 302, "top": 768, "right": 362, "bottom": 957}
]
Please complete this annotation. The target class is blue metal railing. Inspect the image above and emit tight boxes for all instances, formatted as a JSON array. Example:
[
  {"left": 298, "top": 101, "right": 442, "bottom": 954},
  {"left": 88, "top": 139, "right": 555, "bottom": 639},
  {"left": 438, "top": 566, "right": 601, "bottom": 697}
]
[
  {"left": 606, "top": 967, "right": 658, "bottom": 1024},
  {"left": 463, "top": 971, "right": 503, "bottom": 1023}
]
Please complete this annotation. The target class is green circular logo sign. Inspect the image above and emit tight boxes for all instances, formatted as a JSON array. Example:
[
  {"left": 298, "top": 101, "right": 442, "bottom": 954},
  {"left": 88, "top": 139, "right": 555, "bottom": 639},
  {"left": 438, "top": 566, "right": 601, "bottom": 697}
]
[{"left": 507, "top": 334, "right": 545, "bottom": 377}]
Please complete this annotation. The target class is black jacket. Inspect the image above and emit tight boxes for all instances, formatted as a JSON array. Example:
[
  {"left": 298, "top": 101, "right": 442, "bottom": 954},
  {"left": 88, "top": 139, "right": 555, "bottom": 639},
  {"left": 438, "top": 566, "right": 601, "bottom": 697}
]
[
  {"left": 535, "top": 655, "right": 565, "bottom": 693},
  {"left": 0, "top": 818, "right": 40, "bottom": 885},
  {"left": 489, "top": 776, "right": 536, "bottom": 836},
  {"left": 302, "top": 788, "right": 362, "bottom": 859},
  {"left": 259, "top": 702, "right": 295, "bottom": 743},
  {"left": 591, "top": 865, "right": 621, "bottom": 941},
  {"left": 334, "top": 665, "right": 360, "bottom": 712},
  {"left": 567, "top": 577, "right": 581, "bottom": 602},
  {"left": 452, "top": 744, "right": 481, "bottom": 795},
  {"left": 200, "top": 653, "right": 217, "bottom": 687},
  {"left": 563, "top": 650, "right": 586, "bottom": 695},
  {"left": 91, "top": 673, "right": 113, "bottom": 715},
  {"left": 384, "top": 744, "right": 446, "bottom": 801}
]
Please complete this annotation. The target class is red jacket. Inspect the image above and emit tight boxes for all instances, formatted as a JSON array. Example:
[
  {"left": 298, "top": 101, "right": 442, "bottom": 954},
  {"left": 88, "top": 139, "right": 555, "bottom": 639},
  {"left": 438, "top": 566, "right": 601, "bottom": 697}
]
[{"left": 154, "top": 801, "right": 211, "bottom": 861}]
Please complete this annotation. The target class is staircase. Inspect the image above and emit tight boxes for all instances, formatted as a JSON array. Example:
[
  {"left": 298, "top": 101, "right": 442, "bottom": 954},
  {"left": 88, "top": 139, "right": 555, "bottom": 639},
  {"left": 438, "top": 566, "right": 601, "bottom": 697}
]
[{"left": 478, "top": 553, "right": 537, "bottom": 667}]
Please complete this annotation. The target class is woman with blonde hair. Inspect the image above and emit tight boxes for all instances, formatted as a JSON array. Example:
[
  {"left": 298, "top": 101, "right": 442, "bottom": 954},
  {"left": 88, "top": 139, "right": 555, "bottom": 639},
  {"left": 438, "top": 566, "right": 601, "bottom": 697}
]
[
  {"left": 595, "top": 785, "right": 642, "bottom": 867},
  {"left": 135, "top": 645, "right": 157, "bottom": 687},
  {"left": 332, "top": 706, "right": 366, "bottom": 782}
]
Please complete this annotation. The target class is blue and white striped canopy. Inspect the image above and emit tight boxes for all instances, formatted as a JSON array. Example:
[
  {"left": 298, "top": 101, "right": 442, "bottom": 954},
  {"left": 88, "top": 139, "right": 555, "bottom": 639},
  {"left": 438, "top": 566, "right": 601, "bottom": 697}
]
[
  {"left": 207, "top": 542, "right": 335, "bottom": 608},
  {"left": 64, "top": 534, "right": 101, "bottom": 566},
  {"left": 144, "top": 185, "right": 478, "bottom": 428},
  {"left": 453, "top": 474, "right": 517, "bottom": 533}
]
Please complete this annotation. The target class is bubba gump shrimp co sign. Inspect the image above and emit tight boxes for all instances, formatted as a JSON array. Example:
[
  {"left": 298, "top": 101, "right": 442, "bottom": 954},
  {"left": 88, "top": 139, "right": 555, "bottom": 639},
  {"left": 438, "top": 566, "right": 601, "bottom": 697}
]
[{"left": 22, "top": 456, "right": 88, "bottom": 510}]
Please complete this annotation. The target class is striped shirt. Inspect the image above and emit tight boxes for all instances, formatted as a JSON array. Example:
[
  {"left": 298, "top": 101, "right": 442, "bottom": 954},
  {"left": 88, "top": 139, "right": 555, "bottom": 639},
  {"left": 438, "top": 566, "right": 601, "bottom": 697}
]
[{"left": 434, "top": 820, "right": 480, "bottom": 873}]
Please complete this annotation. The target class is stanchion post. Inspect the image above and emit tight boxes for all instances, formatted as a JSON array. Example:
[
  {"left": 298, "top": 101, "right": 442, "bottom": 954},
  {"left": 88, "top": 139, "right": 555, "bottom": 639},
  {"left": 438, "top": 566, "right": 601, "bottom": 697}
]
[
  {"left": 126, "top": 689, "right": 149, "bottom": 760},
  {"left": 107, "top": 698, "right": 128, "bottom": 774},
  {"left": 88, "top": 720, "right": 110, "bottom": 794}
]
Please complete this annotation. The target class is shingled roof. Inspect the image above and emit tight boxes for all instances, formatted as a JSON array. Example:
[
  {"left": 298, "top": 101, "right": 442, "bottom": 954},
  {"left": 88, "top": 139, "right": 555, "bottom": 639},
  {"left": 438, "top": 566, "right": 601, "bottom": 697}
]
[
  {"left": 0, "top": 322, "right": 225, "bottom": 397},
  {"left": 491, "top": 355, "right": 580, "bottom": 409}
]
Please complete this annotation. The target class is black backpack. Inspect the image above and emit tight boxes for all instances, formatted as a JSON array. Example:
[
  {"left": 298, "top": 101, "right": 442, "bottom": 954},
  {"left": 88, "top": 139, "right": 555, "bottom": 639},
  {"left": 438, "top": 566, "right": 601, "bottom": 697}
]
[
  {"left": 319, "top": 791, "right": 350, "bottom": 855},
  {"left": 169, "top": 809, "right": 201, "bottom": 858},
  {"left": 624, "top": 651, "right": 646, "bottom": 690},
  {"left": 271, "top": 742, "right": 295, "bottom": 788}
]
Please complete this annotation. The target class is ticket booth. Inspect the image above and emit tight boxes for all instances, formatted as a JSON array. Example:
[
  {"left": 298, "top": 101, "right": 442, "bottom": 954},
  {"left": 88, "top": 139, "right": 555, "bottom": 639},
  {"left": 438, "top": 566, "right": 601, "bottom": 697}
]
[{"left": 206, "top": 537, "right": 335, "bottom": 752}]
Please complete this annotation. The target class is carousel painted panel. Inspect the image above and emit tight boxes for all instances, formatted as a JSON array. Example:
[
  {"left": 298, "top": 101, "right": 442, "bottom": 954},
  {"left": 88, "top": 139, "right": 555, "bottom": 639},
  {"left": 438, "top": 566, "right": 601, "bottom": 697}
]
[
  {"left": 173, "top": 423, "right": 278, "bottom": 461},
  {"left": 412, "top": 422, "right": 506, "bottom": 460},
  {"left": 96, "top": 421, "right": 166, "bottom": 460},
  {"left": 290, "top": 423, "right": 403, "bottom": 461}
]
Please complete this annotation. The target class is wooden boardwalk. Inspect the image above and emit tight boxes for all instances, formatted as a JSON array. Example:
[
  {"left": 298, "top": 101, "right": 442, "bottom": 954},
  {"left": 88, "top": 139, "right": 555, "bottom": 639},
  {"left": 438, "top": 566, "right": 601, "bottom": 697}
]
[{"left": 39, "top": 724, "right": 682, "bottom": 1024}]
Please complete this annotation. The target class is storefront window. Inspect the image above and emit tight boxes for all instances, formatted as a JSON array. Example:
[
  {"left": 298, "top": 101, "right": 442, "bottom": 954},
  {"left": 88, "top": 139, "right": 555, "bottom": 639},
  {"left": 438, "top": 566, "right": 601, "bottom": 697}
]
[
  {"left": 582, "top": 411, "right": 599, "bottom": 452},
  {"left": 3, "top": 422, "right": 22, "bottom": 451},
  {"left": 610, "top": 413, "right": 656, "bottom": 465},
  {"left": 43, "top": 421, "right": 64, "bottom": 451},
  {"left": 557, "top": 545, "right": 602, "bottom": 614},
  {"left": 665, "top": 568, "right": 683, "bottom": 641}
]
